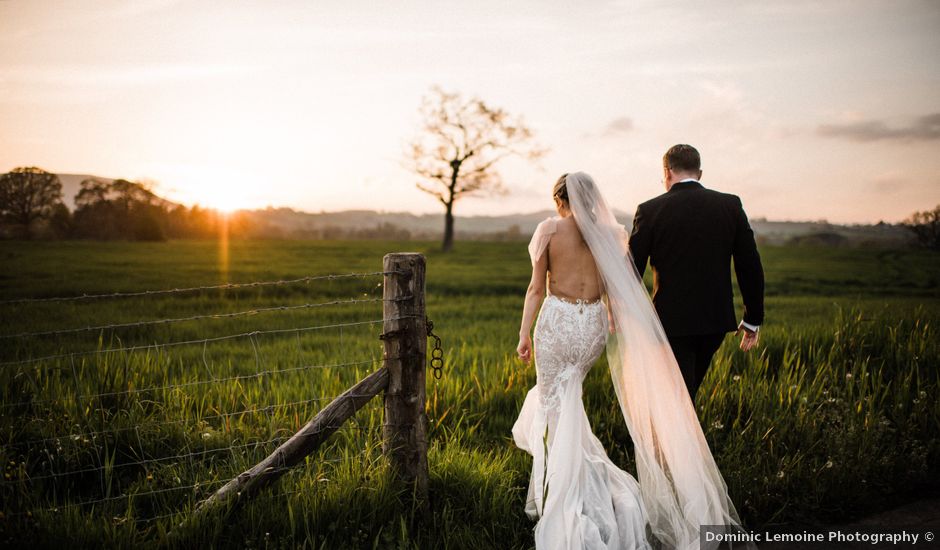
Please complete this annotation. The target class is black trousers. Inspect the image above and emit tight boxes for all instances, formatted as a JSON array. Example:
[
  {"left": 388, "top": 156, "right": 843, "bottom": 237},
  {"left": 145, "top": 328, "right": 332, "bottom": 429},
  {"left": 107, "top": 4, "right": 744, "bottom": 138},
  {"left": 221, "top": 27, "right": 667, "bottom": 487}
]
[{"left": 667, "top": 333, "right": 726, "bottom": 401}]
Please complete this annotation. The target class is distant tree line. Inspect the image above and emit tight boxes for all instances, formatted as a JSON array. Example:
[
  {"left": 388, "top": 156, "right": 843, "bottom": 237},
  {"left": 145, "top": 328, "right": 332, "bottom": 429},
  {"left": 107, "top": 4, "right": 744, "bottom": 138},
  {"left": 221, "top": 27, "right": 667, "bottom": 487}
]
[
  {"left": 4, "top": 166, "right": 937, "bottom": 249},
  {"left": 0, "top": 166, "right": 529, "bottom": 243},
  {"left": 903, "top": 205, "right": 940, "bottom": 251},
  {"left": 0, "top": 167, "right": 253, "bottom": 241},
  {"left": 0, "top": 167, "right": 407, "bottom": 241}
]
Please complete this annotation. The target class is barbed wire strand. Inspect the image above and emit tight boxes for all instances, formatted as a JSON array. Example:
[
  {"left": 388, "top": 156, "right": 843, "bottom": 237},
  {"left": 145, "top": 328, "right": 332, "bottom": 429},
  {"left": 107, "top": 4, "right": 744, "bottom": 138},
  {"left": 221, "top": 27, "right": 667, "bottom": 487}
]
[
  {"left": 8, "top": 453, "right": 357, "bottom": 522},
  {"left": 1, "top": 355, "right": 389, "bottom": 410},
  {"left": 10, "top": 395, "right": 339, "bottom": 449},
  {"left": 2, "top": 414, "right": 385, "bottom": 485},
  {"left": 0, "top": 271, "right": 399, "bottom": 305},
  {"left": 0, "top": 315, "right": 418, "bottom": 368},
  {"left": 0, "top": 297, "right": 399, "bottom": 340},
  {"left": 131, "top": 484, "right": 322, "bottom": 525}
]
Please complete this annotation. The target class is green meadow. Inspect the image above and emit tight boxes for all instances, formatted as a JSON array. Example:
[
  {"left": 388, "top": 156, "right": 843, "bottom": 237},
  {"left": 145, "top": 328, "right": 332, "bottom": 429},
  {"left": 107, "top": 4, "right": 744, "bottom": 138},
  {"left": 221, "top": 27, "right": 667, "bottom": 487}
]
[{"left": 0, "top": 239, "right": 938, "bottom": 548}]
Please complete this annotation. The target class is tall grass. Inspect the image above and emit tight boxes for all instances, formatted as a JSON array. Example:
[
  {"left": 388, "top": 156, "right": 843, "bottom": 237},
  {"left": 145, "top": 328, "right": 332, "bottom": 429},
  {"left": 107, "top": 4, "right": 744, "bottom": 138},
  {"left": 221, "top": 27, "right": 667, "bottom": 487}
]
[{"left": 0, "top": 239, "right": 937, "bottom": 548}]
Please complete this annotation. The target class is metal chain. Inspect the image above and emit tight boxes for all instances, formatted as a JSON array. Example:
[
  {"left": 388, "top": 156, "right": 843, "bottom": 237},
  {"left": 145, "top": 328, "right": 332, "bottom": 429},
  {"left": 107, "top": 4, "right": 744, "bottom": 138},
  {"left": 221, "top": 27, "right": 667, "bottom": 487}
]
[{"left": 426, "top": 319, "right": 444, "bottom": 379}]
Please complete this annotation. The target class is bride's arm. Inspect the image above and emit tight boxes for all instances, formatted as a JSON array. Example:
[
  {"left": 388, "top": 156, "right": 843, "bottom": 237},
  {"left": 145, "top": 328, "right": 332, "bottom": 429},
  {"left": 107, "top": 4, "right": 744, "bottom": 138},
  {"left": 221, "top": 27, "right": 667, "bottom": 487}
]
[
  {"left": 598, "top": 272, "right": 616, "bottom": 334},
  {"left": 517, "top": 251, "right": 548, "bottom": 363},
  {"left": 605, "top": 297, "right": 615, "bottom": 334}
]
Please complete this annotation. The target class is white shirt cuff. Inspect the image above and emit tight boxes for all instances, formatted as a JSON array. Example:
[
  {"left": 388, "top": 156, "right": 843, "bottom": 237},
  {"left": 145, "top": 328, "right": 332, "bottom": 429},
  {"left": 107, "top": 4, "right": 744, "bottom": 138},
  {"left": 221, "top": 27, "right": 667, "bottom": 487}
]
[{"left": 739, "top": 320, "right": 760, "bottom": 332}]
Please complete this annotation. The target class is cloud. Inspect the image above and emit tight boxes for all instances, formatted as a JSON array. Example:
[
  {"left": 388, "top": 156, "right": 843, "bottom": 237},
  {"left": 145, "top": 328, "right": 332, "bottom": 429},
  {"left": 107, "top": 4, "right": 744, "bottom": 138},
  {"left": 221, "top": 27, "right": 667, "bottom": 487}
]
[
  {"left": 817, "top": 113, "right": 940, "bottom": 142},
  {"left": 699, "top": 80, "right": 744, "bottom": 102},
  {"left": 580, "top": 116, "right": 634, "bottom": 140},
  {"left": 870, "top": 171, "right": 911, "bottom": 193},
  {"left": 603, "top": 117, "right": 634, "bottom": 135}
]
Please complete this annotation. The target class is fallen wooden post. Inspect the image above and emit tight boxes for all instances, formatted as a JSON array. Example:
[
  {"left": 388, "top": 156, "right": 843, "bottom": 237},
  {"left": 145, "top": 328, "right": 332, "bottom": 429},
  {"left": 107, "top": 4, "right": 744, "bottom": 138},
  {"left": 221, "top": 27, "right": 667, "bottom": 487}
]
[{"left": 187, "top": 365, "right": 389, "bottom": 518}]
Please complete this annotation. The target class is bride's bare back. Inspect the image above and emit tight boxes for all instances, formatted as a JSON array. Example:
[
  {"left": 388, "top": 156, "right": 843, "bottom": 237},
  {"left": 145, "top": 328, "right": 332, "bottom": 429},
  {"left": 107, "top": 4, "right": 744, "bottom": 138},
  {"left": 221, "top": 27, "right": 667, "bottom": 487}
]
[{"left": 546, "top": 216, "right": 603, "bottom": 302}]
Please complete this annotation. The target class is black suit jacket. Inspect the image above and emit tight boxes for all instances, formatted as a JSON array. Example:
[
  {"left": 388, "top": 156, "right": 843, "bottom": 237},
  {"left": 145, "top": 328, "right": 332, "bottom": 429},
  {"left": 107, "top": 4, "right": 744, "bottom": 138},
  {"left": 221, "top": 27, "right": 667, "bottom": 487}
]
[{"left": 628, "top": 180, "right": 764, "bottom": 337}]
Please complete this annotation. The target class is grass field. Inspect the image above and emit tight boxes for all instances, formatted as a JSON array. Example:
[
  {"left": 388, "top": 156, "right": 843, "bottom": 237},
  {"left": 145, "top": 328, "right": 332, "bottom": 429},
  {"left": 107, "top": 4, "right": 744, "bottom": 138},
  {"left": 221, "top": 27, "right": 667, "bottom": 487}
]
[{"left": 0, "top": 239, "right": 938, "bottom": 548}]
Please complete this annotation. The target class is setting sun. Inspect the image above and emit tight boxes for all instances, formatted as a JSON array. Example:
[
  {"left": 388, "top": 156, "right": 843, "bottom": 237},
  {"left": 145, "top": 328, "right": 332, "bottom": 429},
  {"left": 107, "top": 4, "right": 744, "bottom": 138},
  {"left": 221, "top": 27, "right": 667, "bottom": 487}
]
[
  {"left": 196, "top": 191, "right": 247, "bottom": 214},
  {"left": 155, "top": 166, "right": 260, "bottom": 213}
]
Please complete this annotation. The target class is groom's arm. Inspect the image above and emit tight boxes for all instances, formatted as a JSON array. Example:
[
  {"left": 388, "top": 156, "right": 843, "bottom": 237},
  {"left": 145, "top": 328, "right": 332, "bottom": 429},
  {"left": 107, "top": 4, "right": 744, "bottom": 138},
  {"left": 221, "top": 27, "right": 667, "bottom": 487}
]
[
  {"left": 731, "top": 196, "right": 765, "bottom": 327},
  {"left": 628, "top": 205, "right": 651, "bottom": 278}
]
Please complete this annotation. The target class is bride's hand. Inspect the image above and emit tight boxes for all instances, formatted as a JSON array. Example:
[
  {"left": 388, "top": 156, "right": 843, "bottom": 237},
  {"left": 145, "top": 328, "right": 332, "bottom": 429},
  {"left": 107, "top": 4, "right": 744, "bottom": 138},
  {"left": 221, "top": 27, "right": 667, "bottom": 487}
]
[{"left": 517, "top": 335, "right": 532, "bottom": 363}]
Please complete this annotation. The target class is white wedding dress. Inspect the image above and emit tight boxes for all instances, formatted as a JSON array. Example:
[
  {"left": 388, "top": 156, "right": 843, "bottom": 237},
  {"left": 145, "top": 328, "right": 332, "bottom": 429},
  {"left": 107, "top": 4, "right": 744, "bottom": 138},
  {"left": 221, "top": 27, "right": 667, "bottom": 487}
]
[
  {"left": 512, "top": 173, "right": 754, "bottom": 550},
  {"left": 512, "top": 291, "right": 652, "bottom": 549}
]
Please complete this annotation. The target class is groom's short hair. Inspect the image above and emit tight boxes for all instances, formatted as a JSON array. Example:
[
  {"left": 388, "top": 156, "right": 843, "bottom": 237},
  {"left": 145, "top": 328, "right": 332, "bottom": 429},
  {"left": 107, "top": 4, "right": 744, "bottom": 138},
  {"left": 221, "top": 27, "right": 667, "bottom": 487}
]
[{"left": 664, "top": 144, "right": 701, "bottom": 172}]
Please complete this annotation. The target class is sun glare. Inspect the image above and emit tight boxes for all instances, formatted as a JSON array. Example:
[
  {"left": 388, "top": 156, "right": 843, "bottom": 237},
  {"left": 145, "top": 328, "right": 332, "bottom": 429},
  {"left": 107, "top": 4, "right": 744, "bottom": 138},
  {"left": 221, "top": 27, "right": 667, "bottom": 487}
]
[
  {"left": 205, "top": 194, "right": 245, "bottom": 214},
  {"left": 156, "top": 166, "right": 260, "bottom": 213},
  {"left": 186, "top": 183, "right": 255, "bottom": 213}
]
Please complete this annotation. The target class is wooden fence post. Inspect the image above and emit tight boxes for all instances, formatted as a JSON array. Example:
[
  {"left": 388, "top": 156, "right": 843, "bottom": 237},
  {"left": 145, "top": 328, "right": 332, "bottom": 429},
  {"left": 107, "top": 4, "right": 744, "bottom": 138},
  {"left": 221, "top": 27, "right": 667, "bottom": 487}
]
[{"left": 381, "top": 253, "right": 429, "bottom": 501}]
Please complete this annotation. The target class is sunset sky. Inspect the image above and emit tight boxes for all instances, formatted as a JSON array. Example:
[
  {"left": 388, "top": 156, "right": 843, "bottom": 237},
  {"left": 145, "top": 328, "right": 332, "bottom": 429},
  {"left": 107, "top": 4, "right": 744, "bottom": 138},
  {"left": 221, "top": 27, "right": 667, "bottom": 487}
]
[{"left": 1, "top": 0, "right": 938, "bottom": 223}]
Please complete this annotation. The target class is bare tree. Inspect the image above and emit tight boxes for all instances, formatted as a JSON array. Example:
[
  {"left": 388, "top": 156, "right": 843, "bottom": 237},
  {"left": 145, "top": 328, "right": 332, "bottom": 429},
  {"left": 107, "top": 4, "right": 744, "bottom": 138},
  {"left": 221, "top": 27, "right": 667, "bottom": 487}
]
[
  {"left": 903, "top": 204, "right": 940, "bottom": 251},
  {"left": 408, "top": 86, "right": 544, "bottom": 251},
  {"left": 0, "top": 167, "right": 63, "bottom": 239}
]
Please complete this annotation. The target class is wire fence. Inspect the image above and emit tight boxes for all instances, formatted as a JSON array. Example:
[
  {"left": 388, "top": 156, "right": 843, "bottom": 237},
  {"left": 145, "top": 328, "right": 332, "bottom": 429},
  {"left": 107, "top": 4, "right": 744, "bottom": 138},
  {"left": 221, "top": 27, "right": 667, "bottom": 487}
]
[{"left": 0, "top": 270, "right": 399, "bottom": 527}]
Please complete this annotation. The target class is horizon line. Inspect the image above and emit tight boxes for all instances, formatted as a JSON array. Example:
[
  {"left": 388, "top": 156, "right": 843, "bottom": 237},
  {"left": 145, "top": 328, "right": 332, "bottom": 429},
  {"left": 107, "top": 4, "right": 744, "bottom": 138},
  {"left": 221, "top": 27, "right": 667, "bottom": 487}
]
[{"left": 7, "top": 169, "right": 920, "bottom": 227}]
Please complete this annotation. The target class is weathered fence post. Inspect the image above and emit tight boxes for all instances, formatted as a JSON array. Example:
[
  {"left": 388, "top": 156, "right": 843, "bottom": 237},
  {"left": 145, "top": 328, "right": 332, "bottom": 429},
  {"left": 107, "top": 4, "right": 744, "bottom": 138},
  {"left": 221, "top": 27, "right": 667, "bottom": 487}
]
[{"left": 381, "top": 253, "right": 429, "bottom": 501}]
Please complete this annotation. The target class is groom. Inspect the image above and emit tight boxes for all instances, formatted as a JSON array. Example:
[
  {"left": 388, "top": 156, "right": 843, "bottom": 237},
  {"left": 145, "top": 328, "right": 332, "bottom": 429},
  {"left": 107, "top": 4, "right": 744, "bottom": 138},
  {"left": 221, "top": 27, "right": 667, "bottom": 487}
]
[{"left": 629, "top": 144, "right": 765, "bottom": 400}]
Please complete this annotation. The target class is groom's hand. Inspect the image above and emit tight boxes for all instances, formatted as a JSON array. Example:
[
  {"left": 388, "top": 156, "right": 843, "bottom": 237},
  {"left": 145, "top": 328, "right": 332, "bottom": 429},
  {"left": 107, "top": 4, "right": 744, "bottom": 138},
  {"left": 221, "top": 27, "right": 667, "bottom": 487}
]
[{"left": 736, "top": 323, "right": 760, "bottom": 352}]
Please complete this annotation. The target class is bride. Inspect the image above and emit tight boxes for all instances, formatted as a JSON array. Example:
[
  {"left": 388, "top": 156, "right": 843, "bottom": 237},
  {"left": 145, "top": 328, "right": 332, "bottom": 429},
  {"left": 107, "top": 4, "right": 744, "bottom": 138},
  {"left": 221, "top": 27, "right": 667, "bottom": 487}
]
[{"left": 512, "top": 172, "right": 753, "bottom": 550}]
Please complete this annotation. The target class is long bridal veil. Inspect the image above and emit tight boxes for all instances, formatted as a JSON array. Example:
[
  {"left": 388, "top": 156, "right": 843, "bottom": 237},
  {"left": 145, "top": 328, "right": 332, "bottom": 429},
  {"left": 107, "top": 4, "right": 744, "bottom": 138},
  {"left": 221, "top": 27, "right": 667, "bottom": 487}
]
[{"left": 565, "top": 172, "right": 755, "bottom": 550}]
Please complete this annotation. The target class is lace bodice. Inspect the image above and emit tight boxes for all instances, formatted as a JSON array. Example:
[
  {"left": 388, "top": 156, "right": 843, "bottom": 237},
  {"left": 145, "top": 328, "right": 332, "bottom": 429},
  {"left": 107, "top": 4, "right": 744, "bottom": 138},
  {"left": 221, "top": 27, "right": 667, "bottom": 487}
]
[{"left": 534, "top": 295, "right": 607, "bottom": 415}]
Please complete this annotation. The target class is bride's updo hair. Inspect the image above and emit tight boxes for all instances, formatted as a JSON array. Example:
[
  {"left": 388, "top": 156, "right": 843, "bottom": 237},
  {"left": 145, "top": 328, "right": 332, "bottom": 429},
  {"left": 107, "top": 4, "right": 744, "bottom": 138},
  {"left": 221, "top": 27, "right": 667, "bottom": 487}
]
[
  {"left": 553, "top": 173, "right": 569, "bottom": 204},
  {"left": 557, "top": 172, "right": 598, "bottom": 222}
]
